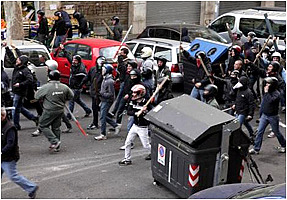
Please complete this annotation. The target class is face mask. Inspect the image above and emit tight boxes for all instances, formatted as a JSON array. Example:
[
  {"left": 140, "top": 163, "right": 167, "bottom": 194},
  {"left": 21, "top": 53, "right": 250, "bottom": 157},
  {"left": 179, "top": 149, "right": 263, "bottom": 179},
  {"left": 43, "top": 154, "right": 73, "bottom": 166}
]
[{"left": 233, "top": 82, "right": 243, "bottom": 89}]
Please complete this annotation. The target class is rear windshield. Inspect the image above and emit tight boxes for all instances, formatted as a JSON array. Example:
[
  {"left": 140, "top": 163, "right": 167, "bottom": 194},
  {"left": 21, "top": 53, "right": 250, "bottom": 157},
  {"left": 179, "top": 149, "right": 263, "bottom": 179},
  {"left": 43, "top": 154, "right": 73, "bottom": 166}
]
[
  {"left": 188, "top": 27, "right": 228, "bottom": 44},
  {"left": 4, "top": 48, "right": 50, "bottom": 68},
  {"left": 99, "top": 46, "right": 135, "bottom": 60},
  {"left": 239, "top": 18, "right": 286, "bottom": 39}
]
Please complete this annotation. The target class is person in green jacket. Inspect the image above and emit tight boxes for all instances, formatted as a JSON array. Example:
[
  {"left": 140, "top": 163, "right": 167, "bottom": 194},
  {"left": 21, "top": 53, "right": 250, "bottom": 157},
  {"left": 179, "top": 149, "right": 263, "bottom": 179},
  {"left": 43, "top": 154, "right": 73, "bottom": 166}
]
[{"left": 35, "top": 70, "right": 74, "bottom": 152}]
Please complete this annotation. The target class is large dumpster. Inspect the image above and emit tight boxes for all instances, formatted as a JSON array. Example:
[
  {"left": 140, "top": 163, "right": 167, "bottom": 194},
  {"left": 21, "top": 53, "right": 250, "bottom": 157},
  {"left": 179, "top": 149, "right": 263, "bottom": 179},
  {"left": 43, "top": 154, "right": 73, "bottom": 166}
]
[{"left": 145, "top": 94, "right": 250, "bottom": 198}]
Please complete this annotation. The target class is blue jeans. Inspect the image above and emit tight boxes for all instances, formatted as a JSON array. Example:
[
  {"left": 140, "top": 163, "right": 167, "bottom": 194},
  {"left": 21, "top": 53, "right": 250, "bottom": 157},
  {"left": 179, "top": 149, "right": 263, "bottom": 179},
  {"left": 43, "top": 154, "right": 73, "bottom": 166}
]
[
  {"left": 1, "top": 160, "right": 37, "bottom": 194},
  {"left": 254, "top": 114, "right": 286, "bottom": 152},
  {"left": 100, "top": 101, "right": 117, "bottom": 136},
  {"left": 12, "top": 94, "right": 37, "bottom": 129},
  {"left": 112, "top": 82, "right": 125, "bottom": 115},
  {"left": 236, "top": 114, "right": 254, "bottom": 137},
  {"left": 127, "top": 116, "right": 134, "bottom": 132},
  {"left": 190, "top": 87, "right": 204, "bottom": 101},
  {"left": 68, "top": 89, "right": 91, "bottom": 117},
  {"left": 54, "top": 35, "right": 65, "bottom": 48}
]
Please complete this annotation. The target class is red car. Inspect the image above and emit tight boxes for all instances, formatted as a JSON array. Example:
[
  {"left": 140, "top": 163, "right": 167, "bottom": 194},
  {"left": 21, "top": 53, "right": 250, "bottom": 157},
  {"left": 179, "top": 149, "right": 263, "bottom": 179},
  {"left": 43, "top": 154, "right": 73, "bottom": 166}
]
[{"left": 51, "top": 38, "right": 135, "bottom": 88}]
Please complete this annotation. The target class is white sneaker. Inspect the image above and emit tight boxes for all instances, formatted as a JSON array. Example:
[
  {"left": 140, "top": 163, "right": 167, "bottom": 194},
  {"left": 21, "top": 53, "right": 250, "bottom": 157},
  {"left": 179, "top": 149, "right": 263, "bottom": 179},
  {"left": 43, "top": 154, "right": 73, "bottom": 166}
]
[
  {"left": 268, "top": 132, "right": 275, "bottom": 138},
  {"left": 31, "top": 129, "right": 42, "bottom": 137},
  {"left": 119, "top": 143, "right": 134, "bottom": 150},
  {"left": 249, "top": 148, "right": 259, "bottom": 154},
  {"left": 114, "top": 124, "right": 122, "bottom": 135},
  {"left": 275, "top": 146, "right": 286, "bottom": 153},
  {"left": 94, "top": 134, "right": 107, "bottom": 140}
]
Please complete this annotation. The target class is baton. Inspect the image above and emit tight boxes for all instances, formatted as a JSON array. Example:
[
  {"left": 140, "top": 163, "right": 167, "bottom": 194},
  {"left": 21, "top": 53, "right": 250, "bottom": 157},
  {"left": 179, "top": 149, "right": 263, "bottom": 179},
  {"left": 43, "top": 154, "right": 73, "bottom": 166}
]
[
  {"left": 219, "top": 63, "right": 225, "bottom": 76},
  {"left": 221, "top": 107, "right": 233, "bottom": 112},
  {"left": 198, "top": 55, "right": 213, "bottom": 84},
  {"left": 64, "top": 104, "right": 87, "bottom": 137},
  {"left": 102, "top": 20, "right": 114, "bottom": 37},
  {"left": 136, "top": 76, "right": 169, "bottom": 117},
  {"left": 253, "top": 35, "right": 272, "bottom": 64},
  {"left": 113, "top": 25, "right": 133, "bottom": 59}
]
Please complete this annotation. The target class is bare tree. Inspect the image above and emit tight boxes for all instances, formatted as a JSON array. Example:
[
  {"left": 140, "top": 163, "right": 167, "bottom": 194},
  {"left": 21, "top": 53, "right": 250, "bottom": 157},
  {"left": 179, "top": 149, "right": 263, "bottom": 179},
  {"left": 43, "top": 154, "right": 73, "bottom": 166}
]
[{"left": 3, "top": 1, "right": 24, "bottom": 41}]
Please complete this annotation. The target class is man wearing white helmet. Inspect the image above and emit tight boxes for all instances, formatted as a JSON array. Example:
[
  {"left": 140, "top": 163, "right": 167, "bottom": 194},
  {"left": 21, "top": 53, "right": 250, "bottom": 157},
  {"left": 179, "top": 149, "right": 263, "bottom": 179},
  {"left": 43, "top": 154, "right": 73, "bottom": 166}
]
[{"left": 140, "top": 46, "right": 156, "bottom": 96}]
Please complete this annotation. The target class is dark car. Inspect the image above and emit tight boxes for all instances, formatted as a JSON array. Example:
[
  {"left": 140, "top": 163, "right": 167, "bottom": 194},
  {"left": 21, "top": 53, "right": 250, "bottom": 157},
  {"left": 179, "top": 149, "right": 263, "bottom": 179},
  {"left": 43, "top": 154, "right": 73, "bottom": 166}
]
[
  {"left": 137, "top": 23, "right": 228, "bottom": 44},
  {"left": 189, "top": 183, "right": 286, "bottom": 199}
]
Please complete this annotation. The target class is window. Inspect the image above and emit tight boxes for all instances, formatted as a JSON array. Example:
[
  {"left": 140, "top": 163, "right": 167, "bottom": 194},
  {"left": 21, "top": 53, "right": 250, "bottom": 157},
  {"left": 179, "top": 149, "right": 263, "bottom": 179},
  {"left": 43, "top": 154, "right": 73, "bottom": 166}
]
[
  {"left": 58, "top": 43, "right": 77, "bottom": 57},
  {"left": 239, "top": 18, "right": 286, "bottom": 39},
  {"left": 155, "top": 29, "right": 171, "bottom": 39},
  {"left": 126, "top": 43, "right": 137, "bottom": 52},
  {"left": 154, "top": 46, "right": 172, "bottom": 62},
  {"left": 76, "top": 44, "right": 92, "bottom": 60},
  {"left": 210, "top": 16, "right": 235, "bottom": 33},
  {"left": 134, "top": 44, "right": 154, "bottom": 58}
]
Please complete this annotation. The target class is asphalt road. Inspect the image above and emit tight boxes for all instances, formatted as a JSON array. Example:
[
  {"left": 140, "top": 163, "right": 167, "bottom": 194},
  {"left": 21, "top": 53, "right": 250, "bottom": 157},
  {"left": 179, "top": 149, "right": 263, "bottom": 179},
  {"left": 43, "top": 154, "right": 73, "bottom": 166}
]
[{"left": 1, "top": 87, "right": 286, "bottom": 199}]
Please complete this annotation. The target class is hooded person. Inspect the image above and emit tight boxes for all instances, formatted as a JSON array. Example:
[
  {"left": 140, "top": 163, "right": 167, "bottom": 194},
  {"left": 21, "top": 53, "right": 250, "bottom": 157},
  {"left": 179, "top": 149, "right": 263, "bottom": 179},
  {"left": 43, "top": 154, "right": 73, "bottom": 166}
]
[
  {"left": 180, "top": 48, "right": 212, "bottom": 101},
  {"left": 111, "top": 16, "right": 123, "bottom": 41},
  {"left": 232, "top": 76, "right": 255, "bottom": 139},
  {"left": 79, "top": 56, "right": 105, "bottom": 129},
  {"left": 36, "top": 10, "right": 49, "bottom": 45},
  {"left": 73, "top": 12, "right": 89, "bottom": 38},
  {"left": 181, "top": 27, "right": 190, "bottom": 43},
  {"left": 95, "top": 64, "right": 121, "bottom": 140},
  {"left": 227, "top": 45, "right": 244, "bottom": 74},
  {"left": 11, "top": 55, "right": 38, "bottom": 130},
  {"left": 249, "top": 77, "right": 286, "bottom": 154}
]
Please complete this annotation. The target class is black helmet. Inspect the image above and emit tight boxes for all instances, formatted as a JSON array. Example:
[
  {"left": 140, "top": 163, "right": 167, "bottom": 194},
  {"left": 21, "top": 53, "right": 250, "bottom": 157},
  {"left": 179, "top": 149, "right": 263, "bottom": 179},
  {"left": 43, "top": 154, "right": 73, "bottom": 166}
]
[
  {"left": 48, "top": 70, "right": 61, "bottom": 81},
  {"left": 19, "top": 55, "right": 29, "bottom": 65},
  {"left": 264, "top": 77, "right": 278, "bottom": 92},
  {"left": 130, "top": 69, "right": 141, "bottom": 84},
  {"left": 37, "top": 10, "right": 45, "bottom": 16},
  {"left": 156, "top": 55, "right": 168, "bottom": 64},
  {"left": 111, "top": 16, "right": 119, "bottom": 23},
  {"left": 253, "top": 41, "right": 262, "bottom": 50},
  {"left": 195, "top": 51, "right": 206, "bottom": 59},
  {"left": 262, "top": 46, "right": 270, "bottom": 54},
  {"left": 73, "top": 11, "right": 81, "bottom": 19},
  {"left": 127, "top": 60, "right": 138, "bottom": 69},
  {"left": 73, "top": 55, "right": 82, "bottom": 63},
  {"left": 270, "top": 61, "right": 280, "bottom": 72},
  {"left": 247, "top": 31, "right": 256, "bottom": 38},
  {"left": 233, "top": 30, "right": 242, "bottom": 39},
  {"left": 54, "top": 11, "right": 61, "bottom": 17},
  {"left": 204, "top": 84, "right": 218, "bottom": 96}
]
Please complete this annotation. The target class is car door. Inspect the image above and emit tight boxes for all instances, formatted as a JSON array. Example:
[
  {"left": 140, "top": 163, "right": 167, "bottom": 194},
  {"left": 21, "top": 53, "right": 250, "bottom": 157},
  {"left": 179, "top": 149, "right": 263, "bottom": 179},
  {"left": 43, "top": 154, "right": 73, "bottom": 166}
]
[
  {"left": 53, "top": 43, "right": 77, "bottom": 84},
  {"left": 133, "top": 43, "right": 154, "bottom": 68},
  {"left": 75, "top": 44, "right": 93, "bottom": 72},
  {"left": 209, "top": 15, "right": 236, "bottom": 43}
]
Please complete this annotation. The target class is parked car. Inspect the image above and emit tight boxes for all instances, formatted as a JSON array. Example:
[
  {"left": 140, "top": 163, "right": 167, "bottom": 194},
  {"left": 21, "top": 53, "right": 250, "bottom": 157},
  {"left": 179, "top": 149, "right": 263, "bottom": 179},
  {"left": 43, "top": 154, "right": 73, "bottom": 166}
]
[
  {"left": 50, "top": 38, "right": 135, "bottom": 91},
  {"left": 208, "top": 8, "right": 286, "bottom": 46},
  {"left": 1, "top": 39, "right": 51, "bottom": 88},
  {"left": 125, "top": 38, "right": 190, "bottom": 85},
  {"left": 137, "top": 23, "right": 228, "bottom": 44},
  {"left": 189, "top": 183, "right": 286, "bottom": 199}
]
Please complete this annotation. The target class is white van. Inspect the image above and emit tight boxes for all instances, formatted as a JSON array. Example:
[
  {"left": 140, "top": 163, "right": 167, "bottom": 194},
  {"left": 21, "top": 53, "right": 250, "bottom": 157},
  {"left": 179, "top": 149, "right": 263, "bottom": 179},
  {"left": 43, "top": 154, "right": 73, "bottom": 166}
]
[{"left": 208, "top": 8, "right": 286, "bottom": 46}]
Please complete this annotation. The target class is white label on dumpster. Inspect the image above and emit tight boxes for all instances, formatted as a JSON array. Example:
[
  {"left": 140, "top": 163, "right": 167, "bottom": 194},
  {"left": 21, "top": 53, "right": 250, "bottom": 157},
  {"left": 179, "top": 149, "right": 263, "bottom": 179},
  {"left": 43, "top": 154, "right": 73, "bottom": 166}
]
[
  {"left": 158, "top": 144, "right": 166, "bottom": 166},
  {"left": 153, "top": 105, "right": 162, "bottom": 113}
]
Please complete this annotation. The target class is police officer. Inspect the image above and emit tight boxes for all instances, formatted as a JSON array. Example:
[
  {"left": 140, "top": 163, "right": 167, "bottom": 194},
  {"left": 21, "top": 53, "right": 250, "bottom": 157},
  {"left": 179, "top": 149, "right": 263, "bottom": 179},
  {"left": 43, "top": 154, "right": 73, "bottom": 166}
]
[
  {"left": 111, "top": 16, "right": 123, "bottom": 41},
  {"left": 35, "top": 70, "right": 74, "bottom": 152}
]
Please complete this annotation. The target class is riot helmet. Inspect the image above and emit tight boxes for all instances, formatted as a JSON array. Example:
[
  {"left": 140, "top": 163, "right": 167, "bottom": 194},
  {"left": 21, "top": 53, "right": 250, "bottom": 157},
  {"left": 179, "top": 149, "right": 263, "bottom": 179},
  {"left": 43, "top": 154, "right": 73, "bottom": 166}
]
[{"left": 48, "top": 70, "right": 61, "bottom": 81}]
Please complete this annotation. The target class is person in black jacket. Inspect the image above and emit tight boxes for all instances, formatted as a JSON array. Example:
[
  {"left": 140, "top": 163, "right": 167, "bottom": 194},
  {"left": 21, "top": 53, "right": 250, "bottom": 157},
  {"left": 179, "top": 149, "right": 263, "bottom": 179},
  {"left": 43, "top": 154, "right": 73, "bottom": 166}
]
[
  {"left": 60, "top": 44, "right": 92, "bottom": 119},
  {"left": 79, "top": 56, "right": 105, "bottom": 129},
  {"left": 181, "top": 27, "right": 190, "bottom": 43},
  {"left": 180, "top": 48, "right": 212, "bottom": 101},
  {"left": 50, "top": 11, "right": 67, "bottom": 48},
  {"left": 111, "top": 16, "right": 123, "bottom": 41},
  {"left": 36, "top": 10, "right": 49, "bottom": 45},
  {"left": 1, "top": 107, "right": 39, "bottom": 198},
  {"left": 232, "top": 76, "right": 255, "bottom": 138},
  {"left": 249, "top": 77, "right": 286, "bottom": 154},
  {"left": 118, "top": 84, "right": 152, "bottom": 166},
  {"left": 227, "top": 45, "right": 244, "bottom": 75},
  {"left": 73, "top": 12, "right": 89, "bottom": 38},
  {"left": 11, "top": 55, "right": 38, "bottom": 130}
]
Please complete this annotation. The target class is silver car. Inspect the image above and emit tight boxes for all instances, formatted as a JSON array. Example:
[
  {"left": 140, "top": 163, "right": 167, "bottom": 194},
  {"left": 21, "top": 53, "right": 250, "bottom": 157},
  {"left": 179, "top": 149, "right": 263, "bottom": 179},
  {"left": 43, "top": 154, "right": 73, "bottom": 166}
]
[
  {"left": 126, "top": 38, "right": 190, "bottom": 85},
  {"left": 1, "top": 39, "right": 52, "bottom": 88}
]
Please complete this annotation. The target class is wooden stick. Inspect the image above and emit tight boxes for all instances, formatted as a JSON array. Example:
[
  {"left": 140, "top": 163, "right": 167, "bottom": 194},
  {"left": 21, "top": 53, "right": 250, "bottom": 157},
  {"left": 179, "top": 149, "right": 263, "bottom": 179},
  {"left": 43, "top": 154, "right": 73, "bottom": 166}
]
[
  {"left": 219, "top": 63, "right": 225, "bottom": 76},
  {"left": 136, "top": 76, "right": 169, "bottom": 117},
  {"left": 198, "top": 55, "right": 213, "bottom": 83},
  {"left": 179, "top": 23, "right": 182, "bottom": 62},
  {"left": 102, "top": 20, "right": 114, "bottom": 37},
  {"left": 253, "top": 35, "right": 272, "bottom": 64},
  {"left": 113, "top": 25, "right": 133, "bottom": 59}
]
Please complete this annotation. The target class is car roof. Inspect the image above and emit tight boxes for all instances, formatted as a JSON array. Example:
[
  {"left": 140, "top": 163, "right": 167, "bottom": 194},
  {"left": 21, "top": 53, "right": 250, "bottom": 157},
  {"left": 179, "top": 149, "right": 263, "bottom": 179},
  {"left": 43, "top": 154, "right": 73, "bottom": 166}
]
[
  {"left": 126, "top": 38, "right": 190, "bottom": 47},
  {"left": 5, "top": 39, "right": 47, "bottom": 48},
  {"left": 144, "top": 23, "right": 203, "bottom": 31},
  {"left": 223, "top": 8, "right": 286, "bottom": 19},
  {"left": 65, "top": 38, "right": 122, "bottom": 48}
]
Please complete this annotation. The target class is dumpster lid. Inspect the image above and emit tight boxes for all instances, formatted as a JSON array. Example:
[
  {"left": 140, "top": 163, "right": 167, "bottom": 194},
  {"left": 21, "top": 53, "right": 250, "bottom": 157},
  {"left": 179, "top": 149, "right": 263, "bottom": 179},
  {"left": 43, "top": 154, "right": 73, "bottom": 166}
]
[{"left": 145, "top": 94, "right": 235, "bottom": 145}]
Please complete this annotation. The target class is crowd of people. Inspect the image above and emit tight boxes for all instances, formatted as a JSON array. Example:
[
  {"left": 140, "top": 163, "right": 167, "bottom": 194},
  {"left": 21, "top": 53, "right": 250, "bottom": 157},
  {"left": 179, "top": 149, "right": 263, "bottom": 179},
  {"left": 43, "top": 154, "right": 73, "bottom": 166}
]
[{"left": 1, "top": 14, "right": 286, "bottom": 198}]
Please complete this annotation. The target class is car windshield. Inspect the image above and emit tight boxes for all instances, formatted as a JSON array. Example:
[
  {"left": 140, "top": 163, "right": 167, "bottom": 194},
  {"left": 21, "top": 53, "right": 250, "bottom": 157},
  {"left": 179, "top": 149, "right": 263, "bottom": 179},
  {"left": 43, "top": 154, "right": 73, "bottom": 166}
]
[
  {"left": 188, "top": 26, "right": 228, "bottom": 44},
  {"left": 99, "top": 46, "right": 135, "bottom": 60}
]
